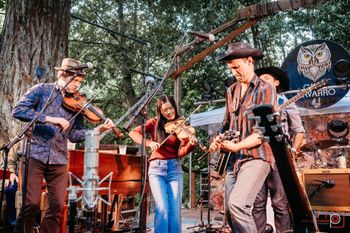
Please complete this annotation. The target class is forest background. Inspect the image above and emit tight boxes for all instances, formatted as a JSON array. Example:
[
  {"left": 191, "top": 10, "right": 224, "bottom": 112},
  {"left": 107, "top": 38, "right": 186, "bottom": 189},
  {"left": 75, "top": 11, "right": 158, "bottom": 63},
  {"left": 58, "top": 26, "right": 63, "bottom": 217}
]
[{"left": 0, "top": 0, "right": 349, "bottom": 205}]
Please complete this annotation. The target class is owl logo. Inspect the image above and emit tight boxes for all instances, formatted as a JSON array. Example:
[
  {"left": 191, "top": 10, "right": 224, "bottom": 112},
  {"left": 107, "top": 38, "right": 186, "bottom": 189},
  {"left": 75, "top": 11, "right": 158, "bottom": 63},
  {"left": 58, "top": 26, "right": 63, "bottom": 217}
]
[
  {"left": 311, "top": 97, "right": 321, "bottom": 109},
  {"left": 297, "top": 42, "right": 332, "bottom": 82}
]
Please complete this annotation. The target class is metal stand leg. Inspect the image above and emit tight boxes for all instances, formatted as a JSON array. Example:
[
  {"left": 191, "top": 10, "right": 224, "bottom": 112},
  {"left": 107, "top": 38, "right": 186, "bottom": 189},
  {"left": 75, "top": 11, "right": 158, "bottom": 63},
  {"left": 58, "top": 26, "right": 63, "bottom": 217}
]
[
  {"left": 187, "top": 154, "right": 226, "bottom": 233},
  {"left": 69, "top": 200, "right": 77, "bottom": 233},
  {"left": 86, "top": 211, "right": 93, "bottom": 233}
]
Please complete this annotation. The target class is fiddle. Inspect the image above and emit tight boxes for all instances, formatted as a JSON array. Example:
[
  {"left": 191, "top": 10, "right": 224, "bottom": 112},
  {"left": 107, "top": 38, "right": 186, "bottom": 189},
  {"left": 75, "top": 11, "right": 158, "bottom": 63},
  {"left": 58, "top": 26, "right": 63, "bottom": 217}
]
[
  {"left": 63, "top": 92, "right": 124, "bottom": 138},
  {"left": 164, "top": 118, "right": 208, "bottom": 152},
  {"left": 164, "top": 118, "right": 196, "bottom": 140}
]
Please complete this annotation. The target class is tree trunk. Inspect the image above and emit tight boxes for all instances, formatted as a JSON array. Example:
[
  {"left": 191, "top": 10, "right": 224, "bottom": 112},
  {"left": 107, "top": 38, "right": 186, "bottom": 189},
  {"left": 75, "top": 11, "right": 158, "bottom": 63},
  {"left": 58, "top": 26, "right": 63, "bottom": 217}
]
[
  {"left": 0, "top": 0, "right": 71, "bottom": 144},
  {"left": 116, "top": 0, "right": 137, "bottom": 108}
]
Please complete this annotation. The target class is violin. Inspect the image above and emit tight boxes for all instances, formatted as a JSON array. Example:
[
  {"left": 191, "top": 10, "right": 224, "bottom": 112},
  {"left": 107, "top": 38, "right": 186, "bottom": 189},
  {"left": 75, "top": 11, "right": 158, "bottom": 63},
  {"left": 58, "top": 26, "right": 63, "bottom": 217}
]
[
  {"left": 164, "top": 118, "right": 196, "bottom": 140},
  {"left": 164, "top": 118, "right": 208, "bottom": 152},
  {"left": 63, "top": 92, "right": 124, "bottom": 138}
]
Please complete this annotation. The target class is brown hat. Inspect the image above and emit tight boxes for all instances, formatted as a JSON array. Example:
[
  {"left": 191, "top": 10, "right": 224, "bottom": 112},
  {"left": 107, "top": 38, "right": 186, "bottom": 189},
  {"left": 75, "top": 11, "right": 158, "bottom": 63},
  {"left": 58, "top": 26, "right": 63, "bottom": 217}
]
[
  {"left": 54, "top": 58, "right": 85, "bottom": 74},
  {"left": 216, "top": 42, "right": 264, "bottom": 62},
  {"left": 255, "top": 66, "right": 290, "bottom": 92}
]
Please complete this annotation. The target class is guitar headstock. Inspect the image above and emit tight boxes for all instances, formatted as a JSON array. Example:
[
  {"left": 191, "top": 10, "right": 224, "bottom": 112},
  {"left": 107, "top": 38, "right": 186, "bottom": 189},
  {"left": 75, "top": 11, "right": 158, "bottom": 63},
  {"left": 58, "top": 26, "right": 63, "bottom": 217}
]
[
  {"left": 251, "top": 104, "right": 284, "bottom": 142},
  {"left": 222, "top": 129, "right": 240, "bottom": 141}
]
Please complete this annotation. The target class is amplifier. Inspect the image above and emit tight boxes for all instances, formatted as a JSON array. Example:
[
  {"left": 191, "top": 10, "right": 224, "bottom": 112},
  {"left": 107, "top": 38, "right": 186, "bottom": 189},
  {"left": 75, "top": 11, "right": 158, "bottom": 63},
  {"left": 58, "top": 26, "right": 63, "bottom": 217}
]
[{"left": 302, "top": 169, "right": 350, "bottom": 212}]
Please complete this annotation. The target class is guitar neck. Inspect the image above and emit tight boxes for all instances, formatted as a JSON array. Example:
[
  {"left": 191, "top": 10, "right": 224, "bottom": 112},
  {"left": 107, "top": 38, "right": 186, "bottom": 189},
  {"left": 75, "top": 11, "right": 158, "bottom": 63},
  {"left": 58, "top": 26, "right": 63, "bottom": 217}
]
[
  {"left": 276, "top": 80, "right": 327, "bottom": 112},
  {"left": 277, "top": 92, "right": 306, "bottom": 112}
]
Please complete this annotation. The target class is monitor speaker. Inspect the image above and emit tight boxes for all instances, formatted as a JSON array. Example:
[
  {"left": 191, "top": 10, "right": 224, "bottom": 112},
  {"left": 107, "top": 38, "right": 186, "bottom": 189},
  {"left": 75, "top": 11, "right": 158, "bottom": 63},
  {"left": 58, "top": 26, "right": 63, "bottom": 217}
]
[{"left": 302, "top": 168, "right": 350, "bottom": 212}]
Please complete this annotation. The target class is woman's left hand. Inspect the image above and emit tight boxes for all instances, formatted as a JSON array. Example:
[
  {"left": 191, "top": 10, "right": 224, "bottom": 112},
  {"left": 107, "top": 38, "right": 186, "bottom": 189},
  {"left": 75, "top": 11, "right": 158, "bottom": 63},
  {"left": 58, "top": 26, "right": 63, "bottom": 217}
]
[
  {"left": 189, "top": 135, "right": 198, "bottom": 146},
  {"left": 95, "top": 118, "right": 115, "bottom": 133}
]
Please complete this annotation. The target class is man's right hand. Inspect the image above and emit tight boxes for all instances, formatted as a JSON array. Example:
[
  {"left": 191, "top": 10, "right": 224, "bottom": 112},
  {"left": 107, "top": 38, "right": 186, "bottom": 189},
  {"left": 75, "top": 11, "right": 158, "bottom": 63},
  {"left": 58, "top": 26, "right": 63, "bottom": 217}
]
[
  {"left": 4, "top": 173, "right": 18, "bottom": 187},
  {"left": 209, "top": 134, "right": 224, "bottom": 153},
  {"left": 45, "top": 116, "right": 70, "bottom": 131}
]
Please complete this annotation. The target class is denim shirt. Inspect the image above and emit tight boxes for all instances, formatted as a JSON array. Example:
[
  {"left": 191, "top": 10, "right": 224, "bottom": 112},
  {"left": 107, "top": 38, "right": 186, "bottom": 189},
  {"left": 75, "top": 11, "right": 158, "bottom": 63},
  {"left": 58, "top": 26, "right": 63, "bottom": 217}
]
[{"left": 12, "top": 83, "right": 87, "bottom": 165}]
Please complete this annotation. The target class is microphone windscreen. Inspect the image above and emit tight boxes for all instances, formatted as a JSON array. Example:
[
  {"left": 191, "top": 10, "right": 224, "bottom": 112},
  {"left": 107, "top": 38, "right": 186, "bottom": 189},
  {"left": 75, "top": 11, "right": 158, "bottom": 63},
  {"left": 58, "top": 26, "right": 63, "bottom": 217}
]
[
  {"left": 208, "top": 34, "right": 215, "bottom": 42},
  {"left": 86, "top": 62, "right": 94, "bottom": 69}
]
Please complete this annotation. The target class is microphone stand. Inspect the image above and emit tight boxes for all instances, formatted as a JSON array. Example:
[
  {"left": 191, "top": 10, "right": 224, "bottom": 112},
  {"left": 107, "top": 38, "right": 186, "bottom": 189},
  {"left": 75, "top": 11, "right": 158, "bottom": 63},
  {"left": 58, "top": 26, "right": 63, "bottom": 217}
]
[
  {"left": 308, "top": 179, "right": 335, "bottom": 199},
  {"left": 121, "top": 44, "right": 183, "bottom": 233},
  {"left": 137, "top": 109, "right": 148, "bottom": 233},
  {"left": 0, "top": 72, "right": 81, "bottom": 232},
  {"left": 301, "top": 119, "right": 322, "bottom": 167},
  {"left": 187, "top": 155, "right": 221, "bottom": 233}
]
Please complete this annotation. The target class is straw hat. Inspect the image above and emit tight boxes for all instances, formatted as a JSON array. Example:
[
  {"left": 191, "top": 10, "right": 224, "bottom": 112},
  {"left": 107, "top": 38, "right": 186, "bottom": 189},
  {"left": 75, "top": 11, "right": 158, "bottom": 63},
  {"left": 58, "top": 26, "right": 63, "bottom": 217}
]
[{"left": 54, "top": 58, "right": 85, "bottom": 74}]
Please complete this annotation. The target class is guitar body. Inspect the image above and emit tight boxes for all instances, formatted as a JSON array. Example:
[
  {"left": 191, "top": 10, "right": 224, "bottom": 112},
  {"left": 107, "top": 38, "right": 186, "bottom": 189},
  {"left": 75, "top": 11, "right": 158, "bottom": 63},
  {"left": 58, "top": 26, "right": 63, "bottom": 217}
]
[
  {"left": 252, "top": 104, "right": 318, "bottom": 232},
  {"left": 212, "top": 152, "right": 232, "bottom": 178},
  {"left": 211, "top": 130, "right": 239, "bottom": 178}
]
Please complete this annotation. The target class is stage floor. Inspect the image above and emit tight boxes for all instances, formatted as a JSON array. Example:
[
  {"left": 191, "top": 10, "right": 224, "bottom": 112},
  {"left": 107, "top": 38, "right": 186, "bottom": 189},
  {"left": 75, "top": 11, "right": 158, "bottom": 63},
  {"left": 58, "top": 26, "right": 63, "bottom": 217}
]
[
  {"left": 146, "top": 208, "right": 229, "bottom": 233},
  {"left": 145, "top": 204, "right": 275, "bottom": 233}
]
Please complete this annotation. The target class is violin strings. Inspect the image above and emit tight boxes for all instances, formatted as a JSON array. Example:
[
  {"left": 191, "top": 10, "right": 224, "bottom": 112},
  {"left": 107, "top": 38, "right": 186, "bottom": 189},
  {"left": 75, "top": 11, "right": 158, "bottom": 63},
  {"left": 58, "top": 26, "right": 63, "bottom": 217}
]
[
  {"left": 66, "top": 83, "right": 110, "bottom": 123},
  {"left": 157, "top": 105, "right": 202, "bottom": 148}
]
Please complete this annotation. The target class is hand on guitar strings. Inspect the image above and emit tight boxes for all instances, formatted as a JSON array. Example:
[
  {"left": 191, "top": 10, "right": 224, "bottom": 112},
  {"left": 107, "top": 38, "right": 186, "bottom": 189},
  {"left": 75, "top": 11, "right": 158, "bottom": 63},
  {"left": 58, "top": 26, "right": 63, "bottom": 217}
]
[{"left": 209, "top": 134, "right": 224, "bottom": 153}]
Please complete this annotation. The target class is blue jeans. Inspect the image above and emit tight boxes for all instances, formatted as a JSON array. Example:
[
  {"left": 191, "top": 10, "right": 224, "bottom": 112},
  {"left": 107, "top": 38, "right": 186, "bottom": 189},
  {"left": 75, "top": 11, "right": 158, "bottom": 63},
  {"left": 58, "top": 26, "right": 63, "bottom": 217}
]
[
  {"left": 149, "top": 159, "right": 183, "bottom": 233},
  {"left": 225, "top": 159, "right": 271, "bottom": 233}
]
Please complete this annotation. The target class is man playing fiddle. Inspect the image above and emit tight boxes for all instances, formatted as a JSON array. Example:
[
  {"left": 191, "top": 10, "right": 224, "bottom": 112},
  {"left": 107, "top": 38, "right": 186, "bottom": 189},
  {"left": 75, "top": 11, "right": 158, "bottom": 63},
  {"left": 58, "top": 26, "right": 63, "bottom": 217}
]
[{"left": 12, "top": 58, "right": 115, "bottom": 233}]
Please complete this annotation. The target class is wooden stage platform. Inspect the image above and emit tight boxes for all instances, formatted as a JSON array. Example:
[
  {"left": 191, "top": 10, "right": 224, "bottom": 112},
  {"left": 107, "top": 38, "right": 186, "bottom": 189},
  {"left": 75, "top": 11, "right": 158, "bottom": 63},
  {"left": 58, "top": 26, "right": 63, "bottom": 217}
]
[{"left": 146, "top": 208, "right": 229, "bottom": 233}]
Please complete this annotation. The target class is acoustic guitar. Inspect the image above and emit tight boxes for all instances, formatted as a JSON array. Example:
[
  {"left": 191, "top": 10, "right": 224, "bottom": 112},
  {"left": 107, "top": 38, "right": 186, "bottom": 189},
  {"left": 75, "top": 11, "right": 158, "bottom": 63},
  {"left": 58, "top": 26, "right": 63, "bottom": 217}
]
[
  {"left": 251, "top": 104, "right": 319, "bottom": 232},
  {"left": 211, "top": 79, "right": 327, "bottom": 179}
]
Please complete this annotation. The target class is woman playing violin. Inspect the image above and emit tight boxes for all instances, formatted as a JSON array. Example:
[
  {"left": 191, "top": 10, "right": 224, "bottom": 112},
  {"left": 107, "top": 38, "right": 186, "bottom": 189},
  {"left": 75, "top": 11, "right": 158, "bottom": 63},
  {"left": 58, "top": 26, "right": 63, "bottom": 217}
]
[
  {"left": 129, "top": 95, "right": 197, "bottom": 233},
  {"left": 12, "top": 58, "right": 115, "bottom": 233}
]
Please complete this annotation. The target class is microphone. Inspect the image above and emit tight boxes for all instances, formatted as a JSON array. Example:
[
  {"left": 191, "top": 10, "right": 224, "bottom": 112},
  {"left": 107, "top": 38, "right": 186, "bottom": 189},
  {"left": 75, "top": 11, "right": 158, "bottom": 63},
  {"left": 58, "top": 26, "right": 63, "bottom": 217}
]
[
  {"left": 145, "top": 75, "right": 155, "bottom": 85},
  {"left": 82, "top": 130, "right": 100, "bottom": 210},
  {"left": 65, "top": 62, "right": 94, "bottom": 72},
  {"left": 315, "top": 179, "right": 335, "bottom": 188},
  {"left": 188, "top": 31, "right": 215, "bottom": 42},
  {"left": 145, "top": 75, "right": 164, "bottom": 92}
]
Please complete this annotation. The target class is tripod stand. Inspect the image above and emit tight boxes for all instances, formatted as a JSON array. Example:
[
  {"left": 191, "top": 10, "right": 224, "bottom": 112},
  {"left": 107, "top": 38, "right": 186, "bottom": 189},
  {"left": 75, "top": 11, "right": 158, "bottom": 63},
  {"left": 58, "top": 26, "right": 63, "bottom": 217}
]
[{"left": 187, "top": 154, "right": 226, "bottom": 233}]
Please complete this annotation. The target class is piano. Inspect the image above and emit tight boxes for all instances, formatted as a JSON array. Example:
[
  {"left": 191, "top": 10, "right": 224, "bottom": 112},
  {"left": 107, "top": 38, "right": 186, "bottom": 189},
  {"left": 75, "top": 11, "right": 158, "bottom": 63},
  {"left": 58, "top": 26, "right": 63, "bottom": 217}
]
[
  {"left": 0, "top": 169, "right": 10, "bottom": 179},
  {"left": 67, "top": 144, "right": 149, "bottom": 231}
]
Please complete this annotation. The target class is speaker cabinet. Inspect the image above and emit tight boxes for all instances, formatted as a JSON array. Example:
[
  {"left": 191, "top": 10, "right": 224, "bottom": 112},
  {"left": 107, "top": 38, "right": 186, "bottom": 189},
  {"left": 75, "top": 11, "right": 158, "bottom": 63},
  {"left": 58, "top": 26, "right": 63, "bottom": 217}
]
[{"left": 302, "top": 169, "right": 350, "bottom": 212}]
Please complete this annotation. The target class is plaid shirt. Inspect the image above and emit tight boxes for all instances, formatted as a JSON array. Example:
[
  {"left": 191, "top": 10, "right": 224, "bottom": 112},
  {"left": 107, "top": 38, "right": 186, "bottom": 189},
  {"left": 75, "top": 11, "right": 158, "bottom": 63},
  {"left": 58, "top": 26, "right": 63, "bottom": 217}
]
[
  {"left": 222, "top": 75, "right": 277, "bottom": 166},
  {"left": 12, "top": 83, "right": 87, "bottom": 165}
]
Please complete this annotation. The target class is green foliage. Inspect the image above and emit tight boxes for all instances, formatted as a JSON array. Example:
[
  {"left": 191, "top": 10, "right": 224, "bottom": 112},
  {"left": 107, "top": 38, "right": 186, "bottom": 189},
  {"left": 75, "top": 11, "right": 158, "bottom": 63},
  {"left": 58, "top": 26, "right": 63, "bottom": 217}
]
[
  {"left": 68, "top": 0, "right": 349, "bottom": 202},
  {"left": 310, "top": 1, "right": 350, "bottom": 49}
]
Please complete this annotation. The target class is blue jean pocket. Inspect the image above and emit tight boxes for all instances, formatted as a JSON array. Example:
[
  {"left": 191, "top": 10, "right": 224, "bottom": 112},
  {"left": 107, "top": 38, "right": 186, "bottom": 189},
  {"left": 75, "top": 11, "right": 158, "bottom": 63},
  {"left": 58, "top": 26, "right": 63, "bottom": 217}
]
[
  {"left": 148, "top": 159, "right": 182, "bottom": 176},
  {"left": 149, "top": 160, "right": 166, "bottom": 175}
]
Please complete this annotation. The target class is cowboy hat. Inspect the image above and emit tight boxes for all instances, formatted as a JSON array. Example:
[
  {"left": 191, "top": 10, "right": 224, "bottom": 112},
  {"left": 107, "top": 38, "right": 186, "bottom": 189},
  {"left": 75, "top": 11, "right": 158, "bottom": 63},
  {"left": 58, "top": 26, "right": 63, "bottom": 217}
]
[
  {"left": 216, "top": 42, "right": 264, "bottom": 62},
  {"left": 54, "top": 58, "right": 85, "bottom": 75},
  {"left": 255, "top": 66, "right": 290, "bottom": 92}
]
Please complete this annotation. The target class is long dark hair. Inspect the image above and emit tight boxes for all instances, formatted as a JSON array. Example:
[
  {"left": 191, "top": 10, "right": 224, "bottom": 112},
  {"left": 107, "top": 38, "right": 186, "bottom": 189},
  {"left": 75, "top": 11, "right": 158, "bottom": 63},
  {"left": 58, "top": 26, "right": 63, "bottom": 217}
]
[{"left": 155, "top": 95, "right": 179, "bottom": 142}]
